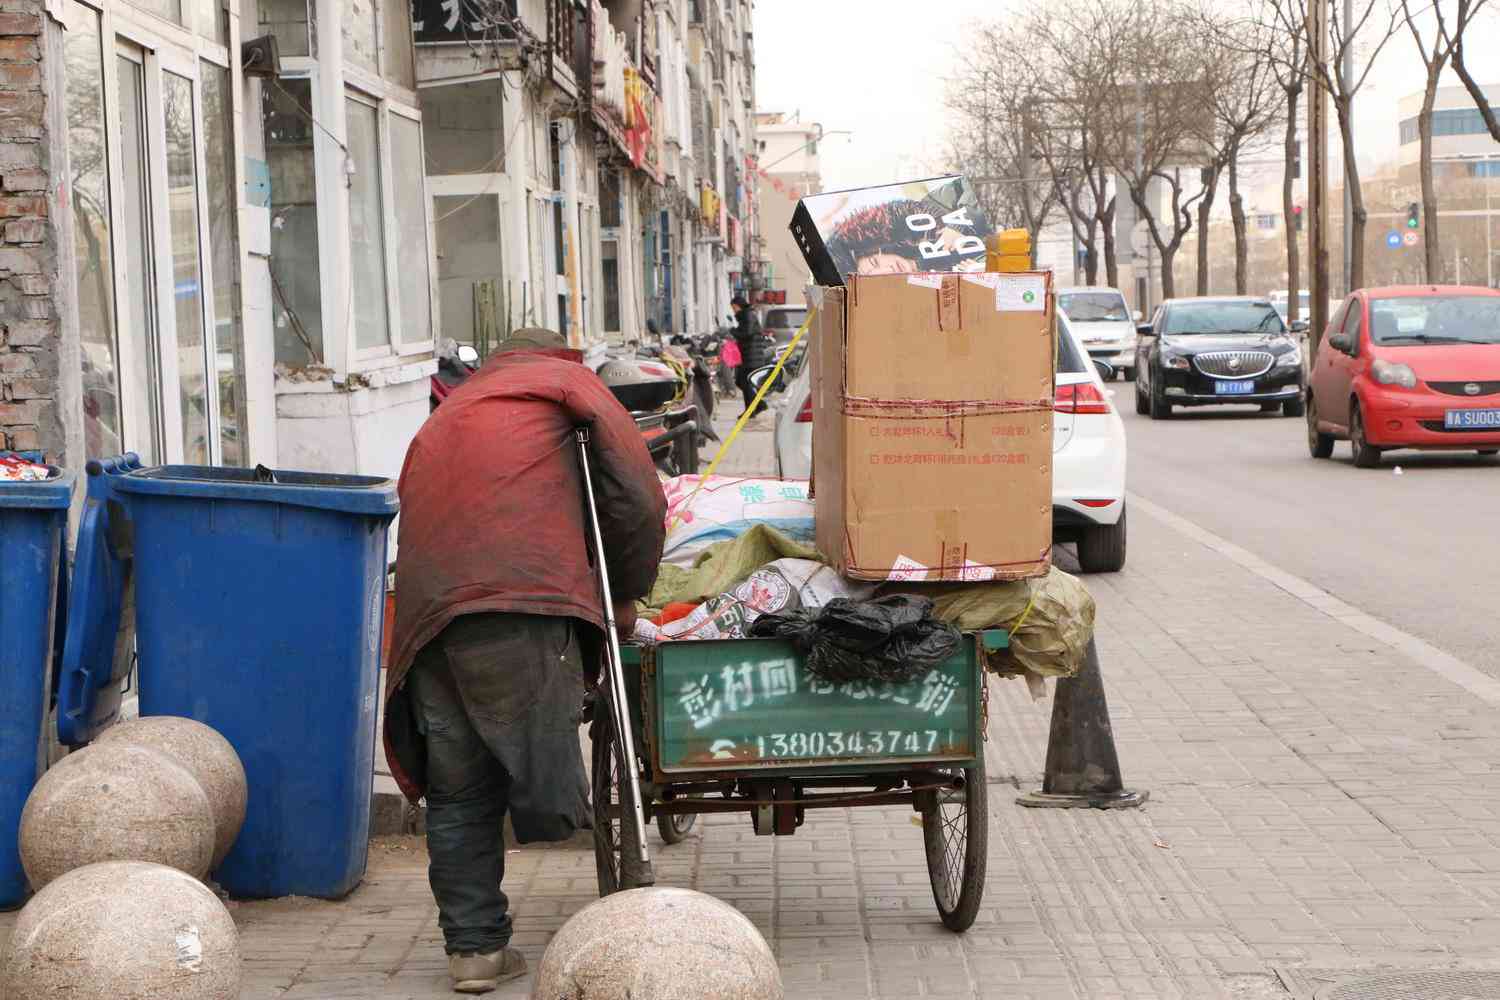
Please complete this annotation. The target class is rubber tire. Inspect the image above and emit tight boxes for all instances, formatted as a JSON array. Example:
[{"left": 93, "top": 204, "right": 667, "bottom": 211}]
[
  {"left": 1282, "top": 396, "right": 1306, "bottom": 418},
  {"left": 1123, "top": 367, "right": 1136, "bottom": 382},
  {"left": 1349, "top": 403, "right": 1382, "bottom": 468},
  {"left": 1148, "top": 384, "right": 1171, "bottom": 420},
  {"left": 1134, "top": 380, "right": 1149, "bottom": 415},
  {"left": 592, "top": 702, "right": 648, "bottom": 895},
  {"left": 656, "top": 803, "right": 699, "bottom": 845},
  {"left": 1076, "top": 506, "right": 1127, "bottom": 573},
  {"left": 1260, "top": 402, "right": 1280, "bottom": 413},
  {"left": 922, "top": 752, "right": 988, "bottom": 933},
  {"left": 1479, "top": 449, "right": 1499, "bottom": 457},
  {"left": 1307, "top": 396, "right": 1335, "bottom": 459}
]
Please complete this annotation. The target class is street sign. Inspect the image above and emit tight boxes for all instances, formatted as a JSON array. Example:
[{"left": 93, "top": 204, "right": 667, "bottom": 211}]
[
  {"left": 1386, "top": 231, "right": 1402, "bottom": 249},
  {"left": 1403, "top": 231, "right": 1421, "bottom": 247}
]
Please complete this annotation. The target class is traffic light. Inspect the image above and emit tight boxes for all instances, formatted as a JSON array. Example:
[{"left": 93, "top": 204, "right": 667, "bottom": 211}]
[
  {"left": 1407, "top": 202, "right": 1421, "bottom": 229},
  {"left": 1292, "top": 204, "right": 1303, "bottom": 232}
]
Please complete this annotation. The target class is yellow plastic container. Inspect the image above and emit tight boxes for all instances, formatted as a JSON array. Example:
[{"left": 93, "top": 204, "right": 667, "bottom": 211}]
[{"left": 986, "top": 229, "right": 1032, "bottom": 272}]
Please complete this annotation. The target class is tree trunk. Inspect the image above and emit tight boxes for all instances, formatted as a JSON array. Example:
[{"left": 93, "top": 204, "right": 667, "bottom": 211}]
[
  {"left": 1196, "top": 166, "right": 1221, "bottom": 296},
  {"left": 1160, "top": 244, "right": 1177, "bottom": 300},
  {"left": 1283, "top": 84, "right": 1301, "bottom": 324},
  {"left": 1419, "top": 65, "right": 1443, "bottom": 282},
  {"left": 1229, "top": 154, "right": 1249, "bottom": 294},
  {"left": 1335, "top": 97, "right": 1368, "bottom": 293},
  {"left": 1083, "top": 217, "right": 1100, "bottom": 284},
  {"left": 1102, "top": 194, "right": 1119, "bottom": 288}
]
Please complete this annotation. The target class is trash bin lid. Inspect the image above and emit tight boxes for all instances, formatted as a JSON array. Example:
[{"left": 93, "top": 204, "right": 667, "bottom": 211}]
[
  {"left": 115, "top": 465, "right": 399, "bottom": 518},
  {"left": 56, "top": 455, "right": 139, "bottom": 746},
  {"left": 0, "top": 452, "right": 73, "bottom": 509}
]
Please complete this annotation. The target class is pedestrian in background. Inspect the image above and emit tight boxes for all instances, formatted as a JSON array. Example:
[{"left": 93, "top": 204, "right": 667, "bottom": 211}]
[
  {"left": 732, "top": 295, "right": 770, "bottom": 417},
  {"left": 384, "top": 327, "right": 665, "bottom": 994},
  {"left": 719, "top": 333, "right": 742, "bottom": 399}
]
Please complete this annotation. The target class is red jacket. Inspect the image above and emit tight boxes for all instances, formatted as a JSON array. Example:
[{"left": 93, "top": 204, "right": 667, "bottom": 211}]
[{"left": 383, "top": 348, "right": 666, "bottom": 802}]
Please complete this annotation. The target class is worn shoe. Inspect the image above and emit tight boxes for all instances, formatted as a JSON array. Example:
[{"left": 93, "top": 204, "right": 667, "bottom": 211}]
[{"left": 449, "top": 947, "right": 526, "bottom": 994}]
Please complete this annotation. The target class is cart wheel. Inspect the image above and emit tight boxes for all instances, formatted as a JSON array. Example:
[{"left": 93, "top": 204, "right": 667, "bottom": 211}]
[
  {"left": 656, "top": 808, "right": 698, "bottom": 845},
  {"left": 921, "top": 754, "right": 989, "bottom": 932},
  {"left": 591, "top": 698, "right": 647, "bottom": 895}
]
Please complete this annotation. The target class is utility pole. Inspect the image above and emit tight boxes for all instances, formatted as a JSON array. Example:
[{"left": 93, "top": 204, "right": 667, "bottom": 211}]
[{"left": 1308, "top": 0, "right": 1331, "bottom": 354}]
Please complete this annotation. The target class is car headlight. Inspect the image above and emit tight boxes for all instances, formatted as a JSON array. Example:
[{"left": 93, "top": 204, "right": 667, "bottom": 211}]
[
  {"left": 1274, "top": 348, "right": 1301, "bottom": 368},
  {"left": 1372, "top": 359, "right": 1417, "bottom": 388},
  {"left": 1162, "top": 352, "right": 1190, "bottom": 370}
]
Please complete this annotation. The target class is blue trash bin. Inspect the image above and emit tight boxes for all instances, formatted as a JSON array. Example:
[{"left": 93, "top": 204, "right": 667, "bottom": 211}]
[
  {"left": 0, "top": 456, "right": 73, "bottom": 908},
  {"left": 111, "top": 462, "right": 398, "bottom": 900}
]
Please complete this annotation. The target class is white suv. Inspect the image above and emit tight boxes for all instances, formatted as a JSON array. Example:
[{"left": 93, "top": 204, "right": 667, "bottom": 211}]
[
  {"left": 773, "top": 313, "right": 1128, "bottom": 572},
  {"left": 1058, "top": 286, "right": 1137, "bottom": 380}
]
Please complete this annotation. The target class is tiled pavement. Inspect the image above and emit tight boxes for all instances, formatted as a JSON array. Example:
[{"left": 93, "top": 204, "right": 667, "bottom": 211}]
[{"left": 9, "top": 410, "right": 1500, "bottom": 997}]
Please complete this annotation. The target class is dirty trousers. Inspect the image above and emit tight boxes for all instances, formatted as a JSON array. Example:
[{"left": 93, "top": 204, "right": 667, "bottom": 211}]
[{"left": 408, "top": 612, "right": 590, "bottom": 955}]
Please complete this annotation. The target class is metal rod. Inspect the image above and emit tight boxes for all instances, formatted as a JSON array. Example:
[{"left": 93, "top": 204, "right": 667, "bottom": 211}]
[{"left": 574, "top": 428, "right": 654, "bottom": 874}]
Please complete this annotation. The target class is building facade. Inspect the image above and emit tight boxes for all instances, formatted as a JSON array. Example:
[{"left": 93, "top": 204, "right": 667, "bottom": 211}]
[
  {"left": 6, "top": 0, "right": 759, "bottom": 478},
  {"left": 751, "top": 110, "right": 819, "bottom": 305}
]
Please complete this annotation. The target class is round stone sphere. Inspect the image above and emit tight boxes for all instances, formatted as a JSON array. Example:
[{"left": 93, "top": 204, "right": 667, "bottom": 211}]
[
  {"left": 0, "top": 860, "right": 241, "bottom": 999},
  {"left": 95, "top": 716, "right": 247, "bottom": 868},
  {"left": 531, "top": 887, "right": 783, "bottom": 1000},
  {"left": 19, "top": 743, "right": 215, "bottom": 890}
]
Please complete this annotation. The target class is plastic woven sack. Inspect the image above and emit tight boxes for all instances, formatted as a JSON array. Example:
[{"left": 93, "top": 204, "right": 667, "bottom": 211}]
[{"left": 660, "top": 475, "right": 813, "bottom": 568}]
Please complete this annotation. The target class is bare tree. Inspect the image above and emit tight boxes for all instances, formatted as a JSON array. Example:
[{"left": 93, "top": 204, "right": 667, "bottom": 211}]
[
  {"left": 1401, "top": 0, "right": 1466, "bottom": 280},
  {"left": 1266, "top": 0, "right": 1400, "bottom": 293},
  {"left": 1447, "top": 0, "right": 1499, "bottom": 141}
]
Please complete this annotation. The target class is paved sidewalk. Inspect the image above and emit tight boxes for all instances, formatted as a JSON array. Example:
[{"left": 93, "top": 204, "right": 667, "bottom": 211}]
[{"left": 9, "top": 413, "right": 1500, "bottom": 997}]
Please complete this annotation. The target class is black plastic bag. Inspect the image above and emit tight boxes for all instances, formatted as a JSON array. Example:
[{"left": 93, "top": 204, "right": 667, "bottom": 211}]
[{"left": 750, "top": 595, "right": 962, "bottom": 685}]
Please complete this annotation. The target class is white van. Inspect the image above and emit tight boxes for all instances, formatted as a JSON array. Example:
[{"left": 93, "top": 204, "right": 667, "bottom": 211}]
[{"left": 1056, "top": 286, "right": 1137, "bottom": 380}]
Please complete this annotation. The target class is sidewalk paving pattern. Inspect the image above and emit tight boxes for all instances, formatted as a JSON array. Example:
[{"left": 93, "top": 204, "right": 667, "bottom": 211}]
[{"left": 8, "top": 411, "right": 1500, "bottom": 997}]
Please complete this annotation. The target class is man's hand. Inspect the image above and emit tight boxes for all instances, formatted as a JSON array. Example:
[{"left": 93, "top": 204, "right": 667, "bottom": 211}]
[{"left": 612, "top": 599, "right": 639, "bottom": 637}]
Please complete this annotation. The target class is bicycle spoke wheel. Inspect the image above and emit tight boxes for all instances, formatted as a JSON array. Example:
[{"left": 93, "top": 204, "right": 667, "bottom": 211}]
[
  {"left": 921, "top": 756, "right": 989, "bottom": 932},
  {"left": 591, "top": 700, "right": 645, "bottom": 895}
]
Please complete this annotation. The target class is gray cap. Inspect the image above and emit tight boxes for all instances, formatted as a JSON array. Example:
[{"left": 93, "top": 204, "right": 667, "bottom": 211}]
[{"left": 495, "top": 327, "right": 568, "bottom": 353}]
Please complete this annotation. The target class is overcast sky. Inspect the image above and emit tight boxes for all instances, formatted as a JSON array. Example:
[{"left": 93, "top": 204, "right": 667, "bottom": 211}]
[{"left": 752, "top": 0, "right": 1500, "bottom": 196}]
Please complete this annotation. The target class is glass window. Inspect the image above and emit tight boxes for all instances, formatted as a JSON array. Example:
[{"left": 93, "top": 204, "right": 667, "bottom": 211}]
[
  {"left": 263, "top": 79, "right": 323, "bottom": 365},
  {"left": 117, "top": 55, "right": 164, "bottom": 463},
  {"left": 381, "top": 0, "right": 416, "bottom": 88},
  {"left": 1055, "top": 317, "right": 1089, "bottom": 374},
  {"left": 1369, "top": 295, "right": 1500, "bottom": 345},
  {"left": 421, "top": 79, "right": 503, "bottom": 175},
  {"left": 163, "top": 72, "right": 210, "bottom": 465},
  {"left": 1057, "top": 291, "right": 1130, "bottom": 323},
  {"left": 202, "top": 64, "right": 246, "bottom": 466},
  {"left": 344, "top": 0, "right": 379, "bottom": 73},
  {"left": 197, "top": 0, "right": 226, "bottom": 43},
  {"left": 435, "top": 194, "right": 501, "bottom": 353},
  {"left": 390, "top": 115, "right": 431, "bottom": 345},
  {"left": 602, "top": 240, "right": 620, "bottom": 332},
  {"left": 346, "top": 97, "right": 390, "bottom": 351},
  {"left": 1162, "top": 300, "right": 1285, "bottom": 335},
  {"left": 259, "top": 0, "right": 311, "bottom": 58},
  {"left": 63, "top": 8, "right": 122, "bottom": 459},
  {"left": 132, "top": 0, "right": 184, "bottom": 25}
]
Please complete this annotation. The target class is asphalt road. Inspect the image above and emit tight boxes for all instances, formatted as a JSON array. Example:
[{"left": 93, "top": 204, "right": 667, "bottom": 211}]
[{"left": 1117, "top": 388, "right": 1500, "bottom": 676}]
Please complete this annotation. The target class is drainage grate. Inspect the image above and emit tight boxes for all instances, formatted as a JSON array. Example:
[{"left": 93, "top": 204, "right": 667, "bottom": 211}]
[{"left": 1316, "top": 970, "right": 1500, "bottom": 999}]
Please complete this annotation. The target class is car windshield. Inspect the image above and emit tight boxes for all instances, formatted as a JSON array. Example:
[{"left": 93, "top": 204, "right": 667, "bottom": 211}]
[
  {"left": 764, "top": 309, "right": 807, "bottom": 330},
  {"left": 1368, "top": 295, "right": 1500, "bottom": 346},
  {"left": 1163, "top": 301, "right": 1286, "bottom": 335},
  {"left": 1058, "top": 292, "right": 1130, "bottom": 322}
]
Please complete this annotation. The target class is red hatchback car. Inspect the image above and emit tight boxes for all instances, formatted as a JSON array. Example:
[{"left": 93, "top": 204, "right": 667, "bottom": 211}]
[{"left": 1307, "top": 285, "right": 1500, "bottom": 467}]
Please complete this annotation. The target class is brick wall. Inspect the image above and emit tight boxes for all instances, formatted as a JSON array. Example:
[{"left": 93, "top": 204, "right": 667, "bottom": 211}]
[{"left": 0, "top": 4, "right": 57, "bottom": 458}]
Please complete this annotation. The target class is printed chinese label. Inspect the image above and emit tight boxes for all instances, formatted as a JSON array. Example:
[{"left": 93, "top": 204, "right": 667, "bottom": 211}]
[
  {"left": 886, "top": 555, "right": 929, "bottom": 582},
  {"left": 959, "top": 560, "right": 997, "bottom": 583},
  {"left": 995, "top": 275, "right": 1046, "bottom": 312},
  {"left": 906, "top": 273, "right": 945, "bottom": 289}
]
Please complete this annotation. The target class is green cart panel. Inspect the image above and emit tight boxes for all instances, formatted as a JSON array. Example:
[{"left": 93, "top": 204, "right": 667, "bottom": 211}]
[{"left": 644, "top": 633, "right": 996, "bottom": 775}]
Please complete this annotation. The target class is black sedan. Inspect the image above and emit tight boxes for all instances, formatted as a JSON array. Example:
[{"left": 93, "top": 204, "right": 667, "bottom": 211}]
[{"left": 1134, "top": 297, "right": 1308, "bottom": 419}]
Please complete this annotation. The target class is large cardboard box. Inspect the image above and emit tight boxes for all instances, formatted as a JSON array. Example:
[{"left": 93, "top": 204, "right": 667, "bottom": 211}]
[
  {"left": 790, "top": 175, "right": 995, "bottom": 287},
  {"left": 811, "top": 271, "right": 1055, "bottom": 582}
]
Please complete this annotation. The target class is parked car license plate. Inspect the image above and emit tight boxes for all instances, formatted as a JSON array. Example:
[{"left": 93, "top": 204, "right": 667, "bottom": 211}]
[
  {"left": 1214, "top": 381, "right": 1255, "bottom": 395},
  {"left": 1444, "top": 408, "right": 1500, "bottom": 429}
]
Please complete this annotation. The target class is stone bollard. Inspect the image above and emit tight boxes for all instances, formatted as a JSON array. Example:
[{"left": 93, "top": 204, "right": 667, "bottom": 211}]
[{"left": 532, "top": 887, "right": 783, "bottom": 1000}]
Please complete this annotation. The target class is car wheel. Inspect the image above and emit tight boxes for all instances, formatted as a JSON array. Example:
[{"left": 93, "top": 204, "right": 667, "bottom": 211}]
[
  {"left": 1349, "top": 402, "right": 1382, "bottom": 468},
  {"left": 1148, "top": 384, "right": 1171, "bottom": 420},
  {"left": 1123, "top": 367, "right": 1136, "bottom": 382},
  {"left": 1307, "top": 396, "right": 1334, "bottom": 459},
  {"left": 1479, "top": 449, "right": 1498, "bottom": 457},
  {"left": 1260, "top": 402, "right": 1280, "bottom": 413},
  {"left": 1282, "top": 395, "right": 1306, "bottom": 418},
  {"left": 1134, "top": 378, "right": 1148, "bottom": 415},
  {"left": 1077, "top": 506, "right": 1127, "bottom": 573}
]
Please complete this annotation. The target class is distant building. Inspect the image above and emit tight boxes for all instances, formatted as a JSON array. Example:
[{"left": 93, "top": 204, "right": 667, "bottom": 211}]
[
  {"left": 1397, "top": 84, "right": 1500, "bottom": 171},
  {"left": 752, "top": 112, "right": 823, "bottom": 305}
]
